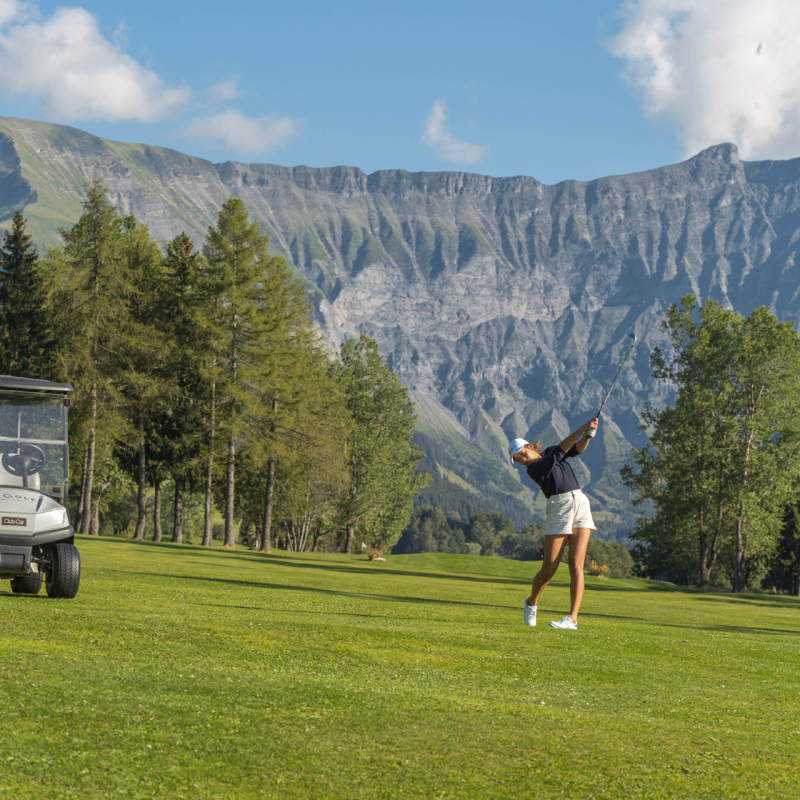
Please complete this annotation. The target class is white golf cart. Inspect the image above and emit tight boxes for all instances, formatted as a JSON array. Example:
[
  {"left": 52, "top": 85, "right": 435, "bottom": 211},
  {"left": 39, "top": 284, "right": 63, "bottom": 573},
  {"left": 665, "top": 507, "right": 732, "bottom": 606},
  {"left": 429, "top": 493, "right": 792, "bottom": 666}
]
[{"left": 0, "top": 376, "right": 79, "bottom": 598}]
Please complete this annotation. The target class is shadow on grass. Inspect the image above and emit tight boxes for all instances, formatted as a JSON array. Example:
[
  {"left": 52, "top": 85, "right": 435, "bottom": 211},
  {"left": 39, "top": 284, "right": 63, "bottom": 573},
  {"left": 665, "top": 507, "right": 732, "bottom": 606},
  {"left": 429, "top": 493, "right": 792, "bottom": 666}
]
[
  {"left": 587, "top": 582, "right": 800, "bottom": 607},
  {"left": 691, "top": 594, "right": 800, "bottom": 608},
  {"left": 239, "top": 554, "right": 537, "bottom": 588},
  {"left": 0, "top": 592, "right": 49, "bottom": 600},
  {"left": 582, "top": 610, "right": 799, "bottom": 636},
  {"left": 135, "top": 571, "right": 514, "bottom": 611},
  {"left": 92, "top": 536, "right": 539, "bottom": 589}
]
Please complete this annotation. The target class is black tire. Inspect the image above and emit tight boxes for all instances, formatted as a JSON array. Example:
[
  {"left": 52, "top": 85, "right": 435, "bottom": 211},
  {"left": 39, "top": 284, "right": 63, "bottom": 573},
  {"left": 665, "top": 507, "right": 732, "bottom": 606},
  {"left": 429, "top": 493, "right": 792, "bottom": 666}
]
[
  {"left": 45, "top": 543, "right": 81, "bottom": 599},
  {"left": 10, "top": 571, "right": 43, "bottom": 595}
]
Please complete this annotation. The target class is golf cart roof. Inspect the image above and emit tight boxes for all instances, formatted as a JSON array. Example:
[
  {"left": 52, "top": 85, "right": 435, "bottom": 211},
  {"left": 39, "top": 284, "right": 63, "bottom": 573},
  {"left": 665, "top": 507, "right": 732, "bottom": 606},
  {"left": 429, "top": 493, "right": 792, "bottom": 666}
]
[{"left": 0, "top": 375, "right": 73, "bottom": 393}]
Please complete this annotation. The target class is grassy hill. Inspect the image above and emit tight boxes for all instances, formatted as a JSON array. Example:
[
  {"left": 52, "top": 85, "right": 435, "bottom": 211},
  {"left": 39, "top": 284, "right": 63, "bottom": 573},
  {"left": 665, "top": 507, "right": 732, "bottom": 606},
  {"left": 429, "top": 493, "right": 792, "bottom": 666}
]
[{"left": 1, "top": 536, "right": 797, "bottom": 799}]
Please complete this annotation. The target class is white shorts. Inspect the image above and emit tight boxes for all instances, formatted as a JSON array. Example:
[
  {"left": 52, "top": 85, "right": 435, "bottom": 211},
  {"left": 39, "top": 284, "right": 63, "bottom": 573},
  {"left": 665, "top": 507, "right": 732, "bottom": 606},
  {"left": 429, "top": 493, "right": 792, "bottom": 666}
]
[{"left": 544, "top": 489, "right": 596, "bottom": 537}]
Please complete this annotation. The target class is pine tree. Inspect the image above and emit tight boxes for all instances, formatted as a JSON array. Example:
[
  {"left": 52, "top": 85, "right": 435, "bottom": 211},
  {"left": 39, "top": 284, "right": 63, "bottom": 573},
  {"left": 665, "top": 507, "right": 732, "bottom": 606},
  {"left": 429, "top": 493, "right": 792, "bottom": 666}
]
[
  {"left": 49, "top": 178, "right": 132, "bottom": 535},
  {"left": 115, "top": 216, "right": 168, "bottom": 541},
  {"left": 203, "top": 197, "right": 272, "bottom": 548},
  {"left": 159, "top": 233, "right": 207, "bottom": 544},
  {"left": 0, "top": 210, "right": 55, "bottom": 377}
]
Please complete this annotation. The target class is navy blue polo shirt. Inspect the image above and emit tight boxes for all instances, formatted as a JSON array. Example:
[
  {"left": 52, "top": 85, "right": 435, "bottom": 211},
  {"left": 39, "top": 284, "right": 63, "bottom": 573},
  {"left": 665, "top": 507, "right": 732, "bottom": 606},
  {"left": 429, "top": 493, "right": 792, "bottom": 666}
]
[{"left": 526, "top": 444, "right": 581, "bottom": 499}]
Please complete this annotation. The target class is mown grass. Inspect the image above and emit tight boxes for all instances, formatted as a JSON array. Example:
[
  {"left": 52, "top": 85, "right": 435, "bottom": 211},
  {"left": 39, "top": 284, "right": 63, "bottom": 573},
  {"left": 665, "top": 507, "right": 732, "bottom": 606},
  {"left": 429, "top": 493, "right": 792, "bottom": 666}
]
[{"left": 1, "top": 536, "right": 798, "bottom": 799}]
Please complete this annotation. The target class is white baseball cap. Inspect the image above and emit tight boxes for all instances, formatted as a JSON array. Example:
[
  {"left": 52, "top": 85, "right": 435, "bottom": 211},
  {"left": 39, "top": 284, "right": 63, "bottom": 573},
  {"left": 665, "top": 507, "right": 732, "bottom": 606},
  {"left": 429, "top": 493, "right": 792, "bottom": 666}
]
[{"left": 508, "top": 438, "right": 529, "bottom": 464}]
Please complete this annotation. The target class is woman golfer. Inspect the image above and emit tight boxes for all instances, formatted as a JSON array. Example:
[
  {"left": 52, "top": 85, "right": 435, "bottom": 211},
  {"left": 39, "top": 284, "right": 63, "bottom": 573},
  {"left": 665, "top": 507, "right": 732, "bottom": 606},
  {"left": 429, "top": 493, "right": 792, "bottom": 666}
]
[{"left": 508, "top": 417, "right": 598, "bottom": 630}]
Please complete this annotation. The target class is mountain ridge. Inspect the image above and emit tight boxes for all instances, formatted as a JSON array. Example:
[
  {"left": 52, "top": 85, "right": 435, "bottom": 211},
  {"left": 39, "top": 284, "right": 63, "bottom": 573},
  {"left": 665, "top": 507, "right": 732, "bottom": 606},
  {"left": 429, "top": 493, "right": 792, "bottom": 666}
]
[{"left": 3, "top": 115, "right": 800, "bottom": 537}]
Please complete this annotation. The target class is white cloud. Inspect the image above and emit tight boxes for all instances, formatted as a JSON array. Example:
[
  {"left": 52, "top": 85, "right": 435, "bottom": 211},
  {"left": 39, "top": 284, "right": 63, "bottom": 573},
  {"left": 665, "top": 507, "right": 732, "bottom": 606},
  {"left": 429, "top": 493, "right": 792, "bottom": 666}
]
[
  {"left": 181, "top": 108, "right": 300, "bottom": 156},
  {"left": 422, "top": 100, "right": 486, "bottom": 164},
  {"left": 207, "top": 80, "right": 241, "bottom": 103},
  {"left": 0, "top": 2, "right": 190, "bottom": 122},
  {"left": 610, "top": 0, "right": 800, "bottom": 160}
]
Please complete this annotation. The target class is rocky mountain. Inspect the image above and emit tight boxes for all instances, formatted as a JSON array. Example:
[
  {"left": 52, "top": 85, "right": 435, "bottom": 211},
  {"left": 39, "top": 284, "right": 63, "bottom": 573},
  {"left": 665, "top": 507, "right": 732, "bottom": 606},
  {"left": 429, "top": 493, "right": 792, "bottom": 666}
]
[{"left": 3, "top": 116, "right": 800, "bottom": 537}]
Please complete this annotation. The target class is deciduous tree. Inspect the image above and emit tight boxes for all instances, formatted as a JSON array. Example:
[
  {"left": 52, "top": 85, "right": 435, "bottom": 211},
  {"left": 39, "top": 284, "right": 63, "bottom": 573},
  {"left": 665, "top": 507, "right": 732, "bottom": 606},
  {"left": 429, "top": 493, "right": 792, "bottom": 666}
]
[{"left": 331, "top": 336, "right": 429, "bottom": 553}]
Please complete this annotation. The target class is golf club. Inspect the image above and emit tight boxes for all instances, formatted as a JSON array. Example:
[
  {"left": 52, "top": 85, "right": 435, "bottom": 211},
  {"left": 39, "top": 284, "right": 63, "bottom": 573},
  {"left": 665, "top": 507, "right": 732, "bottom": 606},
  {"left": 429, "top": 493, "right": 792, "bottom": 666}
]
[{"left": 584, "top": 332, "right": 637, "bottom": 439}]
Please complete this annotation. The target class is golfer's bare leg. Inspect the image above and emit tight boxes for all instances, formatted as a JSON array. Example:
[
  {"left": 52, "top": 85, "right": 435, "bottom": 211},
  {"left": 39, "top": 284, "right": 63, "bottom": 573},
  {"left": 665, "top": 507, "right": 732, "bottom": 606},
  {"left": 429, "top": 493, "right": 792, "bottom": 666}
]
[
  {"left": 567, "top": 528, "right": 592, "bottom": 622},
  {"left": 530, "top": 534, "right": 569, "bottom": 607}
]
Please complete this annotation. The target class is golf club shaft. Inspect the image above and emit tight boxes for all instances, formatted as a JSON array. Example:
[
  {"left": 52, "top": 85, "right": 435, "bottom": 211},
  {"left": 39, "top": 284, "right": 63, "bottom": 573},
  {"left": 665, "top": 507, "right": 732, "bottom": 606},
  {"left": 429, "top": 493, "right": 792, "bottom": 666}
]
[{"left": 596, "top": 339, "right": 637, "bottom": 418}]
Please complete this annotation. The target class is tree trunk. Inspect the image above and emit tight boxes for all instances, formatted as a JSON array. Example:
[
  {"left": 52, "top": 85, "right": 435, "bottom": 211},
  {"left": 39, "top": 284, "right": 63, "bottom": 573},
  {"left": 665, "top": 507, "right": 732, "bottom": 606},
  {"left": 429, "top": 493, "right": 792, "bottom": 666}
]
[
  {"left": 202, "top": 380, "right": 215, "bottom": 547},
  {"left": 74, "top": 448, "right": 89, "bottom": 532},
  {"left": 88, "top": 475, "right": 111, "bottom": 537},
  {"left": 700, "top": 462, "right": 726, "bottom": 589},
  {"left": 172, "top": 477, "right": 185, "bottom": 544},
  {"left": 82, "top": 382, "right": 98, "bottom": 535},
  {"left": 134, "top": 407, "right": 147, "bottom": 540},
  {"left": 90, "top": 495, "right": 100, "bottom": 536},
  {"left": 733, "top": 432, "right": 754, "bottom": 593},
  {"left": 699, "top": 536, "right": 709, "bottom": 588},
  {"left": 734, "top": 518, "right": 746, "bottom": 593},
  {"left": 285, "top": 521, "right": 294, "bottom": 551},
  {"left": 297, "top": 515, "right": 313, "bottom": 552},
  {"left": 223, "top": 433, "right": 236, "bottom": 548},
  {"left": 345, "top": 522, "right": 355, "bottom": 554},
  {"left": 152, "top": 479, "right": 163, "bottom": 542},
  {"left": 260, "top": 454, "right": 275, "bottom": 553}
]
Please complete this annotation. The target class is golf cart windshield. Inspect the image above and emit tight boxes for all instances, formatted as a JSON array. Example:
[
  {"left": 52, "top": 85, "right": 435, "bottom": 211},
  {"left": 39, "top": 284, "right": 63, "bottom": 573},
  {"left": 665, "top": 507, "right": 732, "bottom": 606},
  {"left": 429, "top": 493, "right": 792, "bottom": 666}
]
[{"left": 0, "top": 390, "right": 68, "bottom": 497}]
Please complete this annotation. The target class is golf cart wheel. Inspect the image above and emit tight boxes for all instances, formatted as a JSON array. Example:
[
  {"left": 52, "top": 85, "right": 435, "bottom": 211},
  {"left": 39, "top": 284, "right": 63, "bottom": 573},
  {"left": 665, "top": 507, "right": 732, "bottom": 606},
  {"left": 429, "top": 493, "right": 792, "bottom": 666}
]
[
  {"left": 10, "top": 571, "right": 43, "bottom": 595},
  {"left": 45, "top": 543, "right": 81, "bottom": 599}
]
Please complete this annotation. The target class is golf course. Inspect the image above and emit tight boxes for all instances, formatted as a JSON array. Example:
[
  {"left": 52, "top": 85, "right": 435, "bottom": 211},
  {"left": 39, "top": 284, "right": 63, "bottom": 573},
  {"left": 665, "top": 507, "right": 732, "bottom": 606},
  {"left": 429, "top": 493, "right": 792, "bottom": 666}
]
[{"left": 1, "top": 536, "right": 798, "bottom": 799}]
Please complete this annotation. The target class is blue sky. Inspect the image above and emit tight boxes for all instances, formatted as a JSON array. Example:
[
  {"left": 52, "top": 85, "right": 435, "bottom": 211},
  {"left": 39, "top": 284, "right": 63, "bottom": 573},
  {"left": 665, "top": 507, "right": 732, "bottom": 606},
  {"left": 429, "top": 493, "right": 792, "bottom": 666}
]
[{"left": 1, "top": 0, "right": 798, "bottom": 184}]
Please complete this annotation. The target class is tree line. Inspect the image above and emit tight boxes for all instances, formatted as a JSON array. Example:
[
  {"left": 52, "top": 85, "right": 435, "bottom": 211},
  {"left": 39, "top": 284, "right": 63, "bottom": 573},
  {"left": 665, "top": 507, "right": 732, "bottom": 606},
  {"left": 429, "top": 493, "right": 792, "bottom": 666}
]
[
  {"left": 623, "top": 295, "right": 800, "bottom": 594},
  {"left": 0, "top": 180, "right": 428, "bottom": 552}
]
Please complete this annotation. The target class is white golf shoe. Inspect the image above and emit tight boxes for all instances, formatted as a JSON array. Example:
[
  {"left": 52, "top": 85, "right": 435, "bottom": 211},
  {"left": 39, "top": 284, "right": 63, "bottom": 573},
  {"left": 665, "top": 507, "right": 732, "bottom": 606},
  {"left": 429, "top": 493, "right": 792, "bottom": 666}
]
[
  {"left": 523, "top": 599, "right": 537, "bottom": 626},
  {"left": 549, "top": 615, "right": 578, "bottom": 630}
]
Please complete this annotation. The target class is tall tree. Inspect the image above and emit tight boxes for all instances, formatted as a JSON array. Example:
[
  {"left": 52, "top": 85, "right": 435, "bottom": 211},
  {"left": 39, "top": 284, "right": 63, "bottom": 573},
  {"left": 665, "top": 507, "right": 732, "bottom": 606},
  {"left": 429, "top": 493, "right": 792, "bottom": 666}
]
[
  {"left": 254, "top": 332, "right": 347, "bottom": 554},
  {"left": 159, "top": 233, "right": 207, "bottom": 545},
  {"left": 115, "top": 216, "right": 169, "bottom": 541},
  {"left": 623, "top": 296, "right": 800, "bottom": 590},
  {"left": 727, "top": 306, "right": 800, "bottom": 591},
  {"left": 50, "top": 178, "right": 131, "bottom": 535},
  {"left": 331, "top": 336, "right": 430, "bottom": 554},
  {"left": 622, "top": 297, "right": 739, "bottom": 587},
  {"left": 202, "top": 197, "right": 272, "bottom": 548},
  {"left": 0, "top": 210, "right": 55, "bottom": 377}
]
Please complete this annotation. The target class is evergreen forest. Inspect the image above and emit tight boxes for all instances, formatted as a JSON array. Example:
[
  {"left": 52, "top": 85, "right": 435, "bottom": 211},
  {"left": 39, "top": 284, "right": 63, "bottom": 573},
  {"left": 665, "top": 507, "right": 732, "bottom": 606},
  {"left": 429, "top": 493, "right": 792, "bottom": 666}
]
[{"left": 0, "top": 181, "right": 429, "bottom": 554}]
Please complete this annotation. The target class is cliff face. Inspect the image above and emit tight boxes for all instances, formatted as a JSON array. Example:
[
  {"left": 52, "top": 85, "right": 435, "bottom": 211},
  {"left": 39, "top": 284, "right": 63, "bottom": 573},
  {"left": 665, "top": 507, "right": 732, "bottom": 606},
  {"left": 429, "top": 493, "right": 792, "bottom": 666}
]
[{"left": 3, "top": 116, "right": 800, "bottom": 534}]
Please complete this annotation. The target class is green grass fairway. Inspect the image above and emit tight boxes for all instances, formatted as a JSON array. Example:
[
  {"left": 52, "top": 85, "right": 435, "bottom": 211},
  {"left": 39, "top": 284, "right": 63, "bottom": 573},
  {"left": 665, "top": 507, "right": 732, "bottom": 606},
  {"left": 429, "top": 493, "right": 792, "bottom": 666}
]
[{"left": 1, "top": 538, "right": 798, "bottom": 799}]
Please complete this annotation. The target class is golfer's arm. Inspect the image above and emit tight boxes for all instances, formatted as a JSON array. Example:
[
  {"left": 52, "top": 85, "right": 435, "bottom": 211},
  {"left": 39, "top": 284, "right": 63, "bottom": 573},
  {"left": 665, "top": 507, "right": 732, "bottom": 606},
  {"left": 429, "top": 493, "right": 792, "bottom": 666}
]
[
  {"left": 558, "top": 427, "right": 585, "bottom": 455},
  {"left": 574, "top": 436, "right": 589, "bottom": 454}
]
